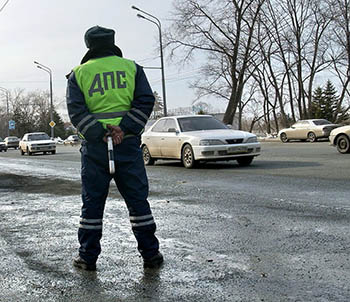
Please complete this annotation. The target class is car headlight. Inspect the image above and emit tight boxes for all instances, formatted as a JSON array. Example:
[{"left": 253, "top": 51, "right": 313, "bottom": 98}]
[
  {"left": 246, "top": 136, "right": 258, "bottom": 143},
  {"left": 199, "top": 139, "right": 226, "bottom": 146}
]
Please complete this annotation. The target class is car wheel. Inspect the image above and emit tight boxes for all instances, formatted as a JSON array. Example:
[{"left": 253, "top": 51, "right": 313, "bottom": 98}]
[
  {"left": 182, "top": 144, "right": 197, "bottom": 169},
  {"left": 142, "top": 145, "right": 155, "bottom": 165},
  {"left": 20, "top": 148, "right": 24, "bottom": 155},
  {"left": 307, "top": 132, "right": 317, "bottom": 142},
  {"left": 237, "top": 156, "right": 254, "bottom": 166},
  {"left": 51, "top": 150, "right": 56, "bottom": 155},
  {"left": 336, "top": 134, "right": 350, "bottom": 154},
  {"left": 280, "top": 133, "right": 288, "bottom": 143},
  {"left": 27, "top": 147, "right": 32, "bottom": 156}
]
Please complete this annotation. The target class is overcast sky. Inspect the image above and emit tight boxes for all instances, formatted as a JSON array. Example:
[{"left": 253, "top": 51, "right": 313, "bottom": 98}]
[{"left": 0, "top": 0, "right": 226, "bottom": 119}]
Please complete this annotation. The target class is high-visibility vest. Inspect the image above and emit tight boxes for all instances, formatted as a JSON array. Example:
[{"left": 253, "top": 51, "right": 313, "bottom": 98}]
[{"left": 73, "top": 56, "right": 136, "bottom": 129}]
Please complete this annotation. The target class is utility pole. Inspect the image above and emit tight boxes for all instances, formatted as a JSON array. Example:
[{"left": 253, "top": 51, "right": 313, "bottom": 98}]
[{"left": 34, "top": 61, "right": 55, "bottom": 138}]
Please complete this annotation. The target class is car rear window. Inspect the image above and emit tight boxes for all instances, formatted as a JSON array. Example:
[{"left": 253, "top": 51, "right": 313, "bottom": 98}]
[{"left": 313, "top": 120, "right": 332, "bottom": 125}]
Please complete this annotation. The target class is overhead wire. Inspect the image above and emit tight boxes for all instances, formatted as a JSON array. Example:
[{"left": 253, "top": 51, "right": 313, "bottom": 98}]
[
  {"left": 0, "top": 0, "right": 10, "bottom": 13},
  {"left": 137, "top": 56, "right": 160, "bottom": 64},
  {"left": 148, "top": 67, "right": 203, "bottom": 86}
]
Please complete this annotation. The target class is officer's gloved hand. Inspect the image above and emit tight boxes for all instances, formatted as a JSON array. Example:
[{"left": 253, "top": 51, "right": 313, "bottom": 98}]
[{"left": 104, "top": 124, "right": 124, "bottom": 145}]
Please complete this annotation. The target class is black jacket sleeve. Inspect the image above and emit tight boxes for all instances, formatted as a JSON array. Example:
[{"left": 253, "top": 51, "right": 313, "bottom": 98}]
[
  {"left": 66, "top": 72, "right": 106, "bottom": 142},
  {"left": 118, "top": 64, "right": 155, "bottom": 135}
]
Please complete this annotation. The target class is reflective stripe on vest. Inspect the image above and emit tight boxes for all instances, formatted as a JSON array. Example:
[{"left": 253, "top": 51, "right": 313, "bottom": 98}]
[{"left": 91, "top": 111, "right": 128, "bottom": 119}]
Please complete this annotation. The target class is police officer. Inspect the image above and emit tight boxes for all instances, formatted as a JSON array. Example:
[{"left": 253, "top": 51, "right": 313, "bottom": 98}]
[{"left": 66, "top": 25, "right": 163, "bottom": 271}]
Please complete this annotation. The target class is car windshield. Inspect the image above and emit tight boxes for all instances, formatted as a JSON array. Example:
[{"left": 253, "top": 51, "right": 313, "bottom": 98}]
[
  {"left": 178, "top": 116, "right": 228, "bottom": 132},
  {"left": 8, "top": 137, "right": 18, "bottom": 141},
  {"left": 28, "top": 133, "right": 50, "bottom": 141},
  {"left": 0, "top": 138, "right": 3, "bottom": 142},
  {"left": 313, "top": 119, "right": 332, "bottom": 125}
]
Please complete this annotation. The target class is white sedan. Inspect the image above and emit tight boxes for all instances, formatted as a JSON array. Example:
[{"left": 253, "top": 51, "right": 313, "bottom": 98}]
[
  {"left": 329, "top": 125, "right": 350, "bottom": 154},
  {"left": 141, "top": 115, "right": 261, "bottom": 168},
  {"left": 19, "top": 132, "right": 56, "bottom": 155},
  {"left": 278, "top": 119, "right": 339, "bottom": 143}
]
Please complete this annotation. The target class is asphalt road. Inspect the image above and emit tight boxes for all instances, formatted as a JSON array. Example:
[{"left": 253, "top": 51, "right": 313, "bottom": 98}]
[{"left": 0, "top": 141, "right": 349, "bottom": 302}]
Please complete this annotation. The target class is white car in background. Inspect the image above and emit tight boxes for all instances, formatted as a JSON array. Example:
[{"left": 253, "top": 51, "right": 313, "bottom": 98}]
[
  {"left": 141, "top": 115, "right": 261, "bottom": 168},
  {"left": 278, "top": 119, "right": 339, "bottom": 143},
  {"left": 329, "top": 125, "right": 350, "bottom": 154},
  {"left": 63, "top": 134, "right": 81, "bottom": 145},
  {"left": 19, "top": 132, "right": 56, "bottom": 155},
  {"left": 4, "top": 136, "right": 20, "bottom": 149},
  {"left": 54, "top": 137, "right": 64, "bottom": 144}
]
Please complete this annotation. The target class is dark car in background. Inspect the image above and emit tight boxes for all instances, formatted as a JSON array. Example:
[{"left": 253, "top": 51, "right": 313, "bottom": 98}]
[{"left": 0, "top": 137, "right": 7, "bottom": 152}]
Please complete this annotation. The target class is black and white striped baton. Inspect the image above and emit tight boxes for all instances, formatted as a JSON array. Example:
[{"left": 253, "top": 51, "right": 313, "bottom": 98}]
[{"left": 107, "top": 136, "right": 115, "bottom": 174}]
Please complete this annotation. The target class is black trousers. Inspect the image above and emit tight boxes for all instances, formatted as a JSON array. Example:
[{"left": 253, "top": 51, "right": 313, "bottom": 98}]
[{"left": 78, "top": 136, "right": 159, "bottom": 264}]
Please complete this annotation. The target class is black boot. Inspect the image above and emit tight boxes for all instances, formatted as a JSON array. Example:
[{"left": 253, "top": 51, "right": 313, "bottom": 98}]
[
  {"left": 143, "top": 252, "right": 164, "bottom": 269},
  {"left": 73, "top": 256, "right": 96, "bottom": 271}
]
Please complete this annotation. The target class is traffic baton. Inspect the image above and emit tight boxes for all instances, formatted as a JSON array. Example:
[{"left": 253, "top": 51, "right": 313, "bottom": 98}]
[{"left": 107, "top": 136, "right": 115, "bottom": 174}]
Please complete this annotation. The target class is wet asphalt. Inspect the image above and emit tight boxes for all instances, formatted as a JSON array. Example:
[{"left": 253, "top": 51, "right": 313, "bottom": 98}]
[{"left": 0, "top": 141, "right": 349, "bottom": 302}]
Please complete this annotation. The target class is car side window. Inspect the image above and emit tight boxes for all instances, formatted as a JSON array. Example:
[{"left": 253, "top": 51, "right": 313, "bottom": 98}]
[
  {"left": 151, "top": 120, "right": 167, "bottom": 132},
  {"left": 164, "top": 119, "right": 177, "bottom": 132}
]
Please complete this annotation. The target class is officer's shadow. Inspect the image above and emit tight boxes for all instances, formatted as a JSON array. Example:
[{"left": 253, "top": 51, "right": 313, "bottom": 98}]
[
  {"left": 136, "top": 268, "right": 162, "bottom": 301},
  {"left": 73, "top": 266, "right": 162, "bottom": 301},
  {"left": 73, "top": 270, "right": 104, "bottom": 299}
]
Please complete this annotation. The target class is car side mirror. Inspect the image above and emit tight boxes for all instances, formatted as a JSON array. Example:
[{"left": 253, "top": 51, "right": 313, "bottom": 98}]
[
  {"left": 226, "top": 124, "right": 233, "bottom": 129},
  {"left": 291, "top": 126, "right": 295, "bottom": 129},
  {"left": 168, "top": 128, "right": 178, "bottom": 133}
]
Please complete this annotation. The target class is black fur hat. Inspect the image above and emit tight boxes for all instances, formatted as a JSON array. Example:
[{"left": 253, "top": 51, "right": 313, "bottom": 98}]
[
  {"left": 81, "top": 25, "right": 123, "bottom": 64},
  {"left": 85, "top": 26, "right": 115, "bottom": 49}
]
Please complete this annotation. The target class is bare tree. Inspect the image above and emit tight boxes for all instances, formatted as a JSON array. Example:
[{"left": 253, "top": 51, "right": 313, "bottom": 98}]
[
  {"left": 327, "top": 0, "right": 350, "bottom": 121},
  {"left": 164, "top": 0, "right": 348, "bottom": 132},
  {"left": 151, "top": 91, "right": 164, "bottom": 119},
  {"left": 258, "top": 0, "right": 333, "bottom": 123},
  {"left": 165, "top": 0, "right": 266, "bottom": 127},
  {"left": 251, "top": 61, "right": 281, "bottom": 132},
  {"left": 10, "top": 90, "right": 66, "bottom": 138}
]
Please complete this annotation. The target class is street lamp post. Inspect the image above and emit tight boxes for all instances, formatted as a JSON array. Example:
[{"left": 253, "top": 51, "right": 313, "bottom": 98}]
[
  {"left": 34, "top": 61, "right": 54, "bottom": 138},
  {"left": 132, "top": 5, "right": 167, "bottom": 117},
  {"left": 0, "top": 87, "right": 10, "bottom": 137}
]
